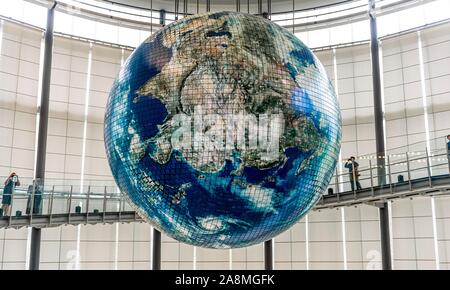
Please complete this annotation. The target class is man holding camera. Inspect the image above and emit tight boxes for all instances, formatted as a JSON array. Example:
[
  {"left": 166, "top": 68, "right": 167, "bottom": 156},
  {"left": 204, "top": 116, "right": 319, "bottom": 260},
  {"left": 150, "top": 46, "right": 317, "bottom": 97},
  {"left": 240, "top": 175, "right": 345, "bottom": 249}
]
[
  {"left": 345, "top": 156, "right": 362, "bottom": 191},
  {"left": 2, "top": 172, "right": 20, "bottom": 216}
]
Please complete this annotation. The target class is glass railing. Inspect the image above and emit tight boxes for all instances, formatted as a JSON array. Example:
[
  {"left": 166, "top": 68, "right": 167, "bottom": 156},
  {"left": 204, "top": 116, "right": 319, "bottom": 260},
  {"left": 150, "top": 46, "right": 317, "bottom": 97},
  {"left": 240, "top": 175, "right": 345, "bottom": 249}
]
[
  {"left": 1, "top": 136, "right": 449, "bottom": 223},
  {"left": 331, "top": 135, "right": 450, "bottom": 195},
  {"left": 0, "top": 176, "right": 127, "bottom": 220}
]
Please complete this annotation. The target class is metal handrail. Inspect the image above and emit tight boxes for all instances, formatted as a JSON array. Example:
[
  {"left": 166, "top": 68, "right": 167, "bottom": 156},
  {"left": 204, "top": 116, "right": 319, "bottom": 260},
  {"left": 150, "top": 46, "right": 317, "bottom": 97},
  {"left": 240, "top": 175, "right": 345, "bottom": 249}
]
[
  {"left": 331, "top": 149, "right": 449, "bottom": 195},
  {"left": 1, "top": 138, "right": 449, "bottom": 228}
]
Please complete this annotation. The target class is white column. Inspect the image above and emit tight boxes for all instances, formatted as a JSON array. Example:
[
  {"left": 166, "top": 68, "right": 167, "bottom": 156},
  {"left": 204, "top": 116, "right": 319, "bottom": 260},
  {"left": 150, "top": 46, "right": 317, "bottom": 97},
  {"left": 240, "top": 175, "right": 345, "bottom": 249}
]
[
  {"left": 430, "top": 197, "right": 440, "bottom": 269},
  {"left": 229, "top": 249, "right": 232, "bottom": 270},
  {"left": 79, "top": 42, "right": 93, "bottom": 191},
  {"left": 73, "top": 42, "right": 93, "bottom": 270},
  {"left": 387, "top": 201, "right": 394, "bottom": 269},
  {"left": 305, "top": 215, "right": 309, "bottom": 270},
  {"left": 333, "top": 48, "right": 344, "bottom": 192},
  {"left": 341, "top": 208, "right": 348, "bottom": 270},
  {"left": 193, "top": 246, "right": 197, "bottom": 270},
  {"left": 417, "top": 31, "right": 433, "bottom": 170}
]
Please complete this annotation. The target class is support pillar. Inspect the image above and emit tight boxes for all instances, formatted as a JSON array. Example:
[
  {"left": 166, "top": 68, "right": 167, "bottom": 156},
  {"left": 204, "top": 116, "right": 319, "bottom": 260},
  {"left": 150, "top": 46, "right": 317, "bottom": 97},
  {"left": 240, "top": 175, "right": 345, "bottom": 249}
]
[
  {"left": 379, "top": 202, "right": 392, "bottom": 270},
  {"left": 29, "top": 228, "right": 41, "bottom": 270},
  {"left": 264, "top": 239, "right": 274, "bottom": 270},
  {"left": 30, "top": 2, "right": 57, "bottom": 271},
  {"left": 159, "top": 9, "right": 166, "bottom": 26},
  {"left": 369, "top": 0, "right": 391, "bottom": 270},
  {"left": 152, "top": 228, "right": 161, "bottom": 270},
  {"left": 174, "top": 0, "right": 179, "bottom": 20},
  {"left": 258, "top": 0, "right": 262, "bottom": 15},
  {"left": 369, "top": 0, "right": 386, "bottom": 183}
]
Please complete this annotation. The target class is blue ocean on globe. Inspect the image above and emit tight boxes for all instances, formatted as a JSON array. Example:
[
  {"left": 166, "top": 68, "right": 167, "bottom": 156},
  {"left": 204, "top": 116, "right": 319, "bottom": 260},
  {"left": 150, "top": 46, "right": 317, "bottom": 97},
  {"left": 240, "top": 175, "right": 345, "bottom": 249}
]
[{"left": 104, "top": 12, "right": 341, "bottom": 248}]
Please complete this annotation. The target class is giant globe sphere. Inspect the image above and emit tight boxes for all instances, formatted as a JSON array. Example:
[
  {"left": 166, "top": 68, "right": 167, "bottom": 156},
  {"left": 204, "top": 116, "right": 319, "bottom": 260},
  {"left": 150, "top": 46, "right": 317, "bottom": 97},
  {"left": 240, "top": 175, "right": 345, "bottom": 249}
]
[{"left": 104, "top": 12, "right": 341, "bottom": 248}]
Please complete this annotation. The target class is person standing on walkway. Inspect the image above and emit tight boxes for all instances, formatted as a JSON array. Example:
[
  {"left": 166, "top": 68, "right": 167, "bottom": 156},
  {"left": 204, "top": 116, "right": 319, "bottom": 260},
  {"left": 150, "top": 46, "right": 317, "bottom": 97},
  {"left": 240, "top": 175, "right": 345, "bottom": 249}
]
[
  {"left": 446, "top": 135, "right": 450, "bottom": 173},
  {"left": 345, "top": 156, "right": 362, "bottom": 191},
  {"left": 2, "top": 172, "right": 20, "bottom": 216}
]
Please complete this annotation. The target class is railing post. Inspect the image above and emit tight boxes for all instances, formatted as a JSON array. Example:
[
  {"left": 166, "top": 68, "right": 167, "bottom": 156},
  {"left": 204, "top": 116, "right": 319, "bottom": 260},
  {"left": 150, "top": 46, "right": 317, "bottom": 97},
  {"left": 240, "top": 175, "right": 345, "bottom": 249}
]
[
  {"left": 352, "top": 162, "right": 357, "bottom": 199},
  {"left": 48, "top": 185, "right": 54, "bottom": 215},
  {"left": 426, "top": 148, "right": 432, "bottom": 187},
  {"left": 447, "top": 137, "right": 450, "bottom": 175},
  {"left": 86, "top": 185, "right": 91, "bottom": 224},
  {"left": 67, "top": 185, "right": 73, "bottom": 224},
  {"left": 8, "top": 190, "right": 14, "bottom": 227},
  {"left": 334, "top": 168, "right": 339, "bottom": 194},
  {"left": 48, "top": 185, "right": 54, "bottom": 225},
  {"left": 102, "top": 186, "right": 107, "bottom": 223},
  {"left": 121, "top": 194, "right": 125, "bottom": 212},
  {"left": 406, "top": 151, "right": 412, "bottom": 191},
  {"left": 369, "top": 159, "right": 374, "bottom": 197},
  {"left": 387, "top": 155, "right": 393, "bottom": 194},
  {"left": 118, "top": 194, "right": 122, "bottom": 222},
  {"left": 29, "top": 179, "right": 36, "bottom": 226}
]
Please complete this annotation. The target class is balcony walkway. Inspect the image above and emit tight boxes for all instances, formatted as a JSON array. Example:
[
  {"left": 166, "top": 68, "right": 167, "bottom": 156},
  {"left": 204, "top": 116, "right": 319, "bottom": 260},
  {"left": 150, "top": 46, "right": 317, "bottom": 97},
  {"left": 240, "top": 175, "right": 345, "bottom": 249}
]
[{"left": 1, "top": 140, "right": 450, "bottom": 229}]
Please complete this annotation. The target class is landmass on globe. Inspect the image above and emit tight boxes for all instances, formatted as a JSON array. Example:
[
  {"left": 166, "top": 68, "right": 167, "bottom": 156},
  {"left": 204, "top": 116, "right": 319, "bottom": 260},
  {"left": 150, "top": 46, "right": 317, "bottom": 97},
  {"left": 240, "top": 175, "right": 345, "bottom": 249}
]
[{"left": 104, "top": 11, "right": 341, "bottom": 248}]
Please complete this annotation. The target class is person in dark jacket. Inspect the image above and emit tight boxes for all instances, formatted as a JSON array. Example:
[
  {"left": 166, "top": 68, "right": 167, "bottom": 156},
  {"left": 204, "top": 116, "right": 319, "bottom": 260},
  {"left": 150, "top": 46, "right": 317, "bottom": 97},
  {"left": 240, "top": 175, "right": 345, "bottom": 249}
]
[
  {"left": 344, "top": 157, "right": 362, "bottom": 191},
  {"left": 26, "top": 183, "right": 43, "bottom": 215},
  {"left": 2, "top": 172, "right": 20, "bottom": 216},
  {"left": 447, "top": 135, "right": 450, "bottom": 172},
  {"left": 447, "top": 135, "right": 450, "bottom": 153}
]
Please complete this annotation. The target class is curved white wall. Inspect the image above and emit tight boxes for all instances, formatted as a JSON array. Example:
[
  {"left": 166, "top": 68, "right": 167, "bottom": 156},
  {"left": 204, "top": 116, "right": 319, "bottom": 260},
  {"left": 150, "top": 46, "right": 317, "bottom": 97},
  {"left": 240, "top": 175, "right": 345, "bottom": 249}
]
[
  {"left": 0, "top": 21, "right": 41, "bottom": 179},
  {"left": 1, "top": 16, "right": 450, "bottom": 270},
  {"left": 2, "top": 0, "right": 449, "bottom": 48}
]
